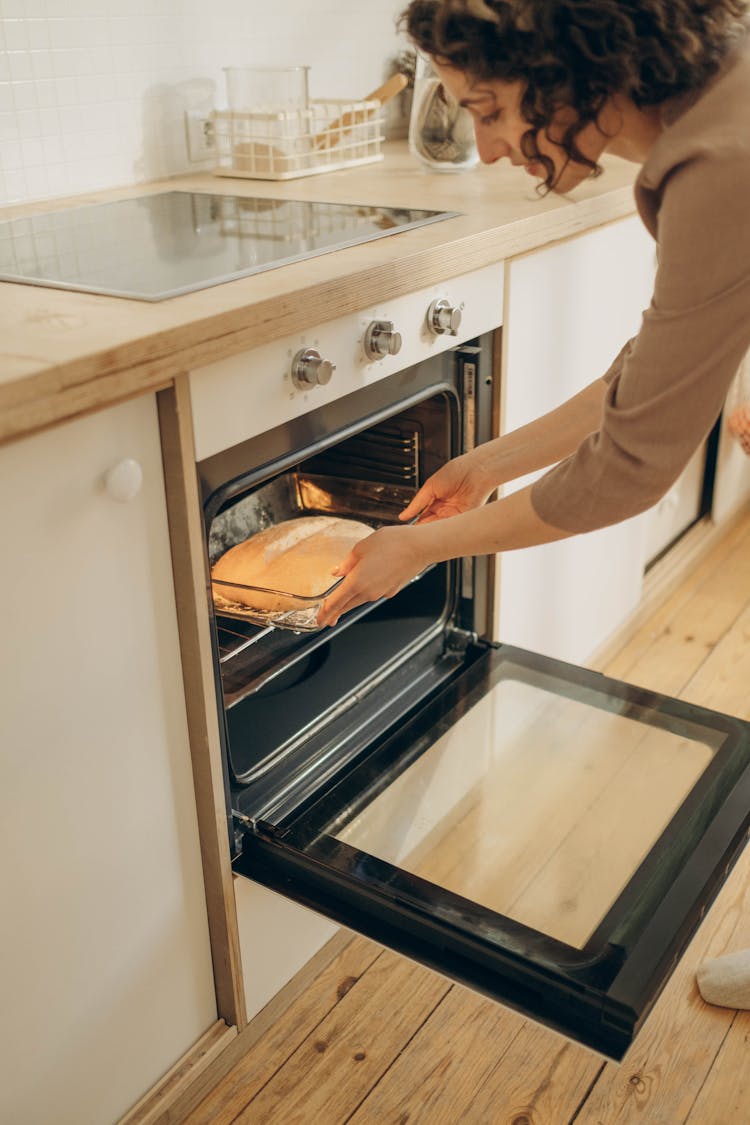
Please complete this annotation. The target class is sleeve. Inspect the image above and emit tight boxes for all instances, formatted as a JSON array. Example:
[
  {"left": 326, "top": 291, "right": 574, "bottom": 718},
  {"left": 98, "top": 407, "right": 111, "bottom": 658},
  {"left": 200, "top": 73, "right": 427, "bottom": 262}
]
[
  {"left": 601, "top": 335, "right": 637, "bottom": 386},
  {"left": 530, "top": 151, "right": 750, "bottom": 534}
]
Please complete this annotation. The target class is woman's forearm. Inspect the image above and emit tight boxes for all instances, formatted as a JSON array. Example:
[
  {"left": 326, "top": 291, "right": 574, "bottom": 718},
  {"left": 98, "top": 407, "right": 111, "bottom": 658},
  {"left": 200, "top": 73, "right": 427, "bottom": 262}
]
[
  {"left": 318, "top": 480, "right": 569, "bottom": 626},
  {"left": 471, "top": 376, "right": 609, "bottom": 487},
  {"left": 410, "top": 483, "right": 569, "bottom": 563}
]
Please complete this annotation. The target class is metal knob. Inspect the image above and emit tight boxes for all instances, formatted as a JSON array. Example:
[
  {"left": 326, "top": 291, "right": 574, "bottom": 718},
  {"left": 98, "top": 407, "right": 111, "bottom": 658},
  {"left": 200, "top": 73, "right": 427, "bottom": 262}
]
[
  {"left": 291, "top": 347, "right": 336, "bottom": 390},
  {"left": 427, "top": 298, "right": 462, "bottom": 337},
  {"left": 363, "top": 319, "right": 403, "bottom": 361}
]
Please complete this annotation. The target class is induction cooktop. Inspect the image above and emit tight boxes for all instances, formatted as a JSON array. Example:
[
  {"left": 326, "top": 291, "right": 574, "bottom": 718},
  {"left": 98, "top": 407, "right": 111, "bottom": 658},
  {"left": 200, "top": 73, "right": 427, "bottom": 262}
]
[{"left": 0, "top": 190, "right": 459, "bottom": 302}]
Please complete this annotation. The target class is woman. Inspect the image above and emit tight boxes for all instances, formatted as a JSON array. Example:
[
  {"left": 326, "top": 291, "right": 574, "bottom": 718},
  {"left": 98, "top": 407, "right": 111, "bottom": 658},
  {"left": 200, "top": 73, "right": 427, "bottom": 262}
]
[{"left": 318, "top": 0, "right": 750, "bottom": 1003}]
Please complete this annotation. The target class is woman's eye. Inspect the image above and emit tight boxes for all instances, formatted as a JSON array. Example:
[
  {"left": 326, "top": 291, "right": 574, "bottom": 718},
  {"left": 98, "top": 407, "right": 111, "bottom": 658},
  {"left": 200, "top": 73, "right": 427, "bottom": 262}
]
[{"left": 479, "top": 111, "right": 501, "bottom": 126}]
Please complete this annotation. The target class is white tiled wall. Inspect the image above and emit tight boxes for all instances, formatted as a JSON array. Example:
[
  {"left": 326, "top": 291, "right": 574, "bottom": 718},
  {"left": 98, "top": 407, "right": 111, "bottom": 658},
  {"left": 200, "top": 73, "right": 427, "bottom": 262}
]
[{"left": 0, "top": 0, "right": 409, "bottom": 206}]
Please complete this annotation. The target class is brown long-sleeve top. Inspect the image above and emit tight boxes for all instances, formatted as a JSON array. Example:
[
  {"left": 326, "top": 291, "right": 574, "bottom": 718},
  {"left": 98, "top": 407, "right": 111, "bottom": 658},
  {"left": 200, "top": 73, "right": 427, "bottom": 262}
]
[{"left": 530, "top": 30, "right": 750, "bottom": 534}]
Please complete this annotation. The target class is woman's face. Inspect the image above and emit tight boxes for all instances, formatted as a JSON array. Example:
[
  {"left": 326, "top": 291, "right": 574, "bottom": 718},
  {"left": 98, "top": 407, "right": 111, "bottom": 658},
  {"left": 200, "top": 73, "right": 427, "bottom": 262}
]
[{"left": 433, "top": 61, "right": 611, "bottom": 192}]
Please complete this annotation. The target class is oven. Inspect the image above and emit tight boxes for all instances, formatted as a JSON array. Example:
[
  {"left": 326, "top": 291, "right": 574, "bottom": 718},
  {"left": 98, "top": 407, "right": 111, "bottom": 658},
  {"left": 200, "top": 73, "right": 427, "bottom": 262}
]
[{"left": 189, "top": 264, "right": 750, "bottom": 1061}]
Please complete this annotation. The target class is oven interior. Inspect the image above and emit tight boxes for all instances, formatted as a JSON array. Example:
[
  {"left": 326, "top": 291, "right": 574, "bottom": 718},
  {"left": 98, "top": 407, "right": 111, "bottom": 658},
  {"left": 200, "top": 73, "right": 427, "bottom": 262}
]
[
  {"left": 199, "top": 341, "right": 495, "bottom": 831},
  {"left": 209, "top": 391, "right": 458, "bottom": 811},
  {"left": 213, "top": 393, "right": 453, "bottom": 777}
]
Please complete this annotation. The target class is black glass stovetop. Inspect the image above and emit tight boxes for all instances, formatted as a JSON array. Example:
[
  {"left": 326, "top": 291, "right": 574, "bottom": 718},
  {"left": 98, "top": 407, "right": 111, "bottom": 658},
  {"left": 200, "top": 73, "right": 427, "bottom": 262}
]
[{"left": 0, "top": 190, "right": 458, "bottom": 301}]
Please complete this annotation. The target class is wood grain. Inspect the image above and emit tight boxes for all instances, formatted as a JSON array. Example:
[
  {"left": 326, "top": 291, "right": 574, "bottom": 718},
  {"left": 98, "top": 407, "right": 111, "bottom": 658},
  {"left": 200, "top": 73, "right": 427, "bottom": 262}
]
[
  {"left": 607, "top": 524, "right": 750, "bottom": 697},
  {"left": 348, "top": 985, "right": 602, "bottom": 1125},
  {"left": 232, "top": 950, "right": 450, "bottom": 1124},
  {"left": 182, "top": 937, "right": 383, "bottom": 1125},
  {"left": 684, "top": 1012, "right": 750, "bottom": 1123}
]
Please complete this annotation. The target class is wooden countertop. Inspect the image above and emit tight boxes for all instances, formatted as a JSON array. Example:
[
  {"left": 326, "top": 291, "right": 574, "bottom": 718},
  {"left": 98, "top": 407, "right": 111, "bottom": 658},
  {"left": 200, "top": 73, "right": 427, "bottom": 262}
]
[{"left": 0, "top": 141, "right": 639, "bottom": 446}]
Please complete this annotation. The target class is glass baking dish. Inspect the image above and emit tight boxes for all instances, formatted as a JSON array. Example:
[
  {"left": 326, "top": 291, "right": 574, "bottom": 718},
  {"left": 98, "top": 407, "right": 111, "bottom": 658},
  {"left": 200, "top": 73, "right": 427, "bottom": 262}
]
[{"left": 209, "top": 471, "right": 417, "bottom": 632}]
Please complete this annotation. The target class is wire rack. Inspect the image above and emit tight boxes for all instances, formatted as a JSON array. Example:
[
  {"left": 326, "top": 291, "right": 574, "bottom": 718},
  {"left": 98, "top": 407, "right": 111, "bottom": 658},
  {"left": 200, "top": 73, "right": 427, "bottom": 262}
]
[{"left": 212, "top": 98, "right": 385, "bottom": 181}]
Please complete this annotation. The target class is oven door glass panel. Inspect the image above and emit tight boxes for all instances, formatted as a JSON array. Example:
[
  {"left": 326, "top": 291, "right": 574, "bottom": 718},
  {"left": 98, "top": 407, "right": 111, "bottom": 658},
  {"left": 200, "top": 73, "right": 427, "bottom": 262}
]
[{"left": 235, "top": 643, "right": 750, "bottom": 1059}]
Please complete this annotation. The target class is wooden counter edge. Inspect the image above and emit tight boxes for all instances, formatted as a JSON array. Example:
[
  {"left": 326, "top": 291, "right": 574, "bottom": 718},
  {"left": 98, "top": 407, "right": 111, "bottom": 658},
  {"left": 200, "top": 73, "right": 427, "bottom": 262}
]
[{"left": 0, "top": 186, "right": 636, "bottom": 449}]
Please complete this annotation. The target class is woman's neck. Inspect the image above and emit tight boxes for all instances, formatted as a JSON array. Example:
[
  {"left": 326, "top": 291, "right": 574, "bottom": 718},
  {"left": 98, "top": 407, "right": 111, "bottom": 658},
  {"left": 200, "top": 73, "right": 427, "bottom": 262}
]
[{"left": 601, "top": 95, "right": 664, "bottom": 163}]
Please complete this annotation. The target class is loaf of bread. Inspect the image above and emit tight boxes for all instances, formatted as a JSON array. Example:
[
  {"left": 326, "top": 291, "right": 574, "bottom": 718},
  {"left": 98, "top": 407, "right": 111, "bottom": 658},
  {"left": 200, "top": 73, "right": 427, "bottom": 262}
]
[{"left": 211, "top": 515, "right": 372, "bottom": 612}]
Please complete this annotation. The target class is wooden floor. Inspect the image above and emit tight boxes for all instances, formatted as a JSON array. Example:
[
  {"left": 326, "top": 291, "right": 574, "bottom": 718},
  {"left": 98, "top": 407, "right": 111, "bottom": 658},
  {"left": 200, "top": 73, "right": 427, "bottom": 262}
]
[{"left": 187, "top": 512, "right": 750, "bottom": 1125}]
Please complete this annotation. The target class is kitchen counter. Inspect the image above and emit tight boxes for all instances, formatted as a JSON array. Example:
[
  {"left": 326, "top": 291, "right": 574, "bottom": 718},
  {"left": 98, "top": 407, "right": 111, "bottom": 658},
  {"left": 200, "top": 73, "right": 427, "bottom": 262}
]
[{"left": 0, "top": 140, "right": 639, "bottom": 446}]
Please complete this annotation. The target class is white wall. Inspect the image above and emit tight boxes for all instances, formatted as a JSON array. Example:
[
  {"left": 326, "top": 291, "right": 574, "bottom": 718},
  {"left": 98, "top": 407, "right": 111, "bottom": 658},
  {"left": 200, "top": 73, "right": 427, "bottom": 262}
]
[{"left": 0, "top": 0, "right": 409, "bottom": 206}]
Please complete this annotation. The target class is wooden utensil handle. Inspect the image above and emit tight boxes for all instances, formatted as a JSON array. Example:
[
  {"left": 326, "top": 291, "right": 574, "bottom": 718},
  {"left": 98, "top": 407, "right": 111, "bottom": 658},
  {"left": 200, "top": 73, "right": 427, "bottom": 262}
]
[{"left": 313, "top": 73, "right": 408, "bottom": 151}]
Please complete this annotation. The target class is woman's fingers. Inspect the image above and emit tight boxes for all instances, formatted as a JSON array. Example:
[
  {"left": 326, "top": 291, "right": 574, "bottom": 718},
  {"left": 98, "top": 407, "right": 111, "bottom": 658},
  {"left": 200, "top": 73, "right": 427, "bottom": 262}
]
[
  {"left": 319, "top": 577, "right": 360, "bottom": 627},
  {"left": 399, "top": 483, "right": 434, "bottom": 522},
  {"left": 330, "top": 547, "right": 359, "bottom": 578},
  {"left": 318, "top": 524, "right": 425, "bottom": 628}
]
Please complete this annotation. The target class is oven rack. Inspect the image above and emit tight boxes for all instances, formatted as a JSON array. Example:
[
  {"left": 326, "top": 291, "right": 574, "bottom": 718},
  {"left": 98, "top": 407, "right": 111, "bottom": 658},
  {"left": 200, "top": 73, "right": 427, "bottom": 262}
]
[
  {"left": 216, "top": 564, "right": 438, "bottom": 709},
  {"left": 216, "top": 601, "right": 364, "bottom": 708}
]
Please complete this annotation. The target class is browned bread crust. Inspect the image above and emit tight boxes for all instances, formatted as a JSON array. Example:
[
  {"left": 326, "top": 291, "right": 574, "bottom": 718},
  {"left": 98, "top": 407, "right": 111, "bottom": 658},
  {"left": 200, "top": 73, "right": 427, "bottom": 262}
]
[{"left": 211, "top": 515, "right": 372, "bottom": 611}]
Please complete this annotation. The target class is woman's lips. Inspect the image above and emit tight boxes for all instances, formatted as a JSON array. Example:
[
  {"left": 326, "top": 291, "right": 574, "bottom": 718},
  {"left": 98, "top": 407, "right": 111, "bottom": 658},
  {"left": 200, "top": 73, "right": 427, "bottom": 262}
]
[{"left": 525, "top": 161, "right": 542, "bottom": 176}]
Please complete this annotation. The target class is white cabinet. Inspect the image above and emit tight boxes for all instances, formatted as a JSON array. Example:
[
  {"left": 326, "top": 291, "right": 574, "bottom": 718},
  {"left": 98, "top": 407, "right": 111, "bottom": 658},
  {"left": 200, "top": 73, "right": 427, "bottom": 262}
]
[
  {"left": 498, "top": 216, "right": 657, "bottom": 663},
  {"left": 0, "top": 397, "right": 217, "bottom": 1125},
  {"left": 233, "top": 877, "right": 338, "bottom": 1020}
]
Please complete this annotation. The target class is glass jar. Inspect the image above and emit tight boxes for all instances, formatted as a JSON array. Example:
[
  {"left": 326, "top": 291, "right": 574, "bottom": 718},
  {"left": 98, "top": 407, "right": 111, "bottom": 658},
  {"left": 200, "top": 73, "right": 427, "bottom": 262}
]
[{"left": 408, "top": 54, "right": 479, "bottom": 172}]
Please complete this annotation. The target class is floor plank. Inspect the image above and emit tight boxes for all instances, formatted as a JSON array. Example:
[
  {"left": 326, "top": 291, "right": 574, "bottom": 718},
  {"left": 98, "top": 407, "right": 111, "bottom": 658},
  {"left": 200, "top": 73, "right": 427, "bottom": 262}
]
[
  {"left": 349, "top": 986, "right": 602, "bottom": 1125},
  {"left": 602, "top": 518, "right": 750, "bottom": 690},
  {"left": 182, "top": 938, "right": 382, "bottom": 1125},
  {"left": 683, "top": 1012, "right": 750, "bottom": 1124},
  {"left": 188, "top": 513, "right": 750, "bottom": 1125},
  {"left": 231, "top": 950, "right": 449, "bottom": 1124}
]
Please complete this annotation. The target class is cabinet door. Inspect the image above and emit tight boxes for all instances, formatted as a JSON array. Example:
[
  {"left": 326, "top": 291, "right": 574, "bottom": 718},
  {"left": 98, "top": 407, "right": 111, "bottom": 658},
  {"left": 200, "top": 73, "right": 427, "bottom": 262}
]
[
  {"left": 0, "top": 398, "right": 217, "bottom": 1125},
  {"left": 499, "top": 216, "right": 657, "bottom": 663}
]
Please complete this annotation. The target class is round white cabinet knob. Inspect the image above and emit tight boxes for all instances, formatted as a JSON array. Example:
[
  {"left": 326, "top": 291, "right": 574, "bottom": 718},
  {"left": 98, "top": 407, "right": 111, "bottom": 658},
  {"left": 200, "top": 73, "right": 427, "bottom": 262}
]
[{"left": 105, "top": 458, "right": 143, "bottom": 502}]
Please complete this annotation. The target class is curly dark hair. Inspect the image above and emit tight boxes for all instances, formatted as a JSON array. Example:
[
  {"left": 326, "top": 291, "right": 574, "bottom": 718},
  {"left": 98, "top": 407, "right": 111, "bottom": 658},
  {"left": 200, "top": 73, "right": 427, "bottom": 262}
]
[{"left": 400, "top": 0, "right": 748, "bottom": 189}]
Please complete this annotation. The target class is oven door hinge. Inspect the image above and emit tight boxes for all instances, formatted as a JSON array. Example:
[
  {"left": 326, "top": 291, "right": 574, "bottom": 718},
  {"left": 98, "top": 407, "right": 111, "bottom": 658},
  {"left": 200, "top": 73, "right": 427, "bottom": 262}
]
[
  {"left": 232, "top": 810, "right": 256, "bottom": 852},
  {"left": 444, "top": 624, "right": 479, "bottom": 656}
]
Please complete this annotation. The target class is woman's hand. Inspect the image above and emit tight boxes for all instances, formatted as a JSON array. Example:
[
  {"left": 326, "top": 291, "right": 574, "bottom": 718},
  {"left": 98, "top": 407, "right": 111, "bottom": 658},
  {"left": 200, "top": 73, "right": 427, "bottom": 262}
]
[
  {"left": 399, "top": 451, "right": 496, "bottom": 524},
  {"left": 317, "top": 523, "right": 428, "bottom": 628},
  {"left": 317, "top": 453, "right": 494, "bottom": 628}
]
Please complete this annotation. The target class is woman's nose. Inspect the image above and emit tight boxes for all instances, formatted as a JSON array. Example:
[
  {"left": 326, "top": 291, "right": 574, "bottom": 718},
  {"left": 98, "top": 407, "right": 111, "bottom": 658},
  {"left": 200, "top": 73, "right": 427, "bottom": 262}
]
[{"left": 474, "top": 128, "right": 509, "bottom": 165}]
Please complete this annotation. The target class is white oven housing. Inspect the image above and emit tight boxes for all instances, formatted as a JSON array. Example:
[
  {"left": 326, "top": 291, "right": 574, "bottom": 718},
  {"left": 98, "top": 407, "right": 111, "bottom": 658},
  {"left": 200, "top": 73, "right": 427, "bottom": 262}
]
[{"left": 189, "top": 263, "right": 504, "bottom": 461}]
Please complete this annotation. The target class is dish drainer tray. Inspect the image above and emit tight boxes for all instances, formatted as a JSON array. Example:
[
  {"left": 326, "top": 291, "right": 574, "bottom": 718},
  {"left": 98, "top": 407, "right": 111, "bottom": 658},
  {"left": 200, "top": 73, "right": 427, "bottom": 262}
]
[{"left": 212, "top": 98, "right": 385, "bottom": 181}]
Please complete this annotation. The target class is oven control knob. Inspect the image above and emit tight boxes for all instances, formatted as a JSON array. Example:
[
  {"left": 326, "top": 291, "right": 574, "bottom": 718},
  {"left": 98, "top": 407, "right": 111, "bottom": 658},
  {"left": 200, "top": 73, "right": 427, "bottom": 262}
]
[
  {"left": 363, "top": 319, "right": 403, "bottom": 361},
  {"left": 291, "top": 347, "right": 336, "bottom": 390},
  {"left": 427, "top": 298, "right": 462, "bottom": 336}
]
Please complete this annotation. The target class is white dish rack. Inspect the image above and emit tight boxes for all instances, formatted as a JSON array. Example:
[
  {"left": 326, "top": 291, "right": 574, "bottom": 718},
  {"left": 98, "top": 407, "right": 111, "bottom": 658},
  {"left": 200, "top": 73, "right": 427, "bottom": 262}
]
[{"left": 212, "top": 98, "right": 385, "bottom": 181}]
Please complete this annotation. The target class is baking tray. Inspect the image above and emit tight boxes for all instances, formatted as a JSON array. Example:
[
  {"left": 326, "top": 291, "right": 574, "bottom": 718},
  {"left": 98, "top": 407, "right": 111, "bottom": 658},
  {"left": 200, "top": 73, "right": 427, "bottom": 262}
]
[{"left": 209, "top": 472, "right": 416, "bottom": 632}]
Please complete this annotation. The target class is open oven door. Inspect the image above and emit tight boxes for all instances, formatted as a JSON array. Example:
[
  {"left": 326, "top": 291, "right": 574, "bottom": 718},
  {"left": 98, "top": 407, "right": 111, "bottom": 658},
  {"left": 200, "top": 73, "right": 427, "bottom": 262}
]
[{"left": 232, "top": 641, "right": 750, "bottom": 1060}]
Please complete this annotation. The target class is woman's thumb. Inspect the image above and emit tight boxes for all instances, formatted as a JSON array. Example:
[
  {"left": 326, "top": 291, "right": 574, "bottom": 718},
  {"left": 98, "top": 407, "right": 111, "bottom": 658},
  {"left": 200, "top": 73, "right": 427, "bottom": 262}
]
[
  {"left": 331, "top": 550, "right": 357, "bottom": 578},
  {"left": 400, "top": 485, "right": 431, "bottom": 521}
]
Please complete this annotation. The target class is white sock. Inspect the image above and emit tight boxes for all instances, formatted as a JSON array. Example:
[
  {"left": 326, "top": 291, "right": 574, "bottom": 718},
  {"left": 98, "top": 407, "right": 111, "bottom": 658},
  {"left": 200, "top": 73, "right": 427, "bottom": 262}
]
[{"left": 696, "top": 948, "right": 750, "bottom": 1009}]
